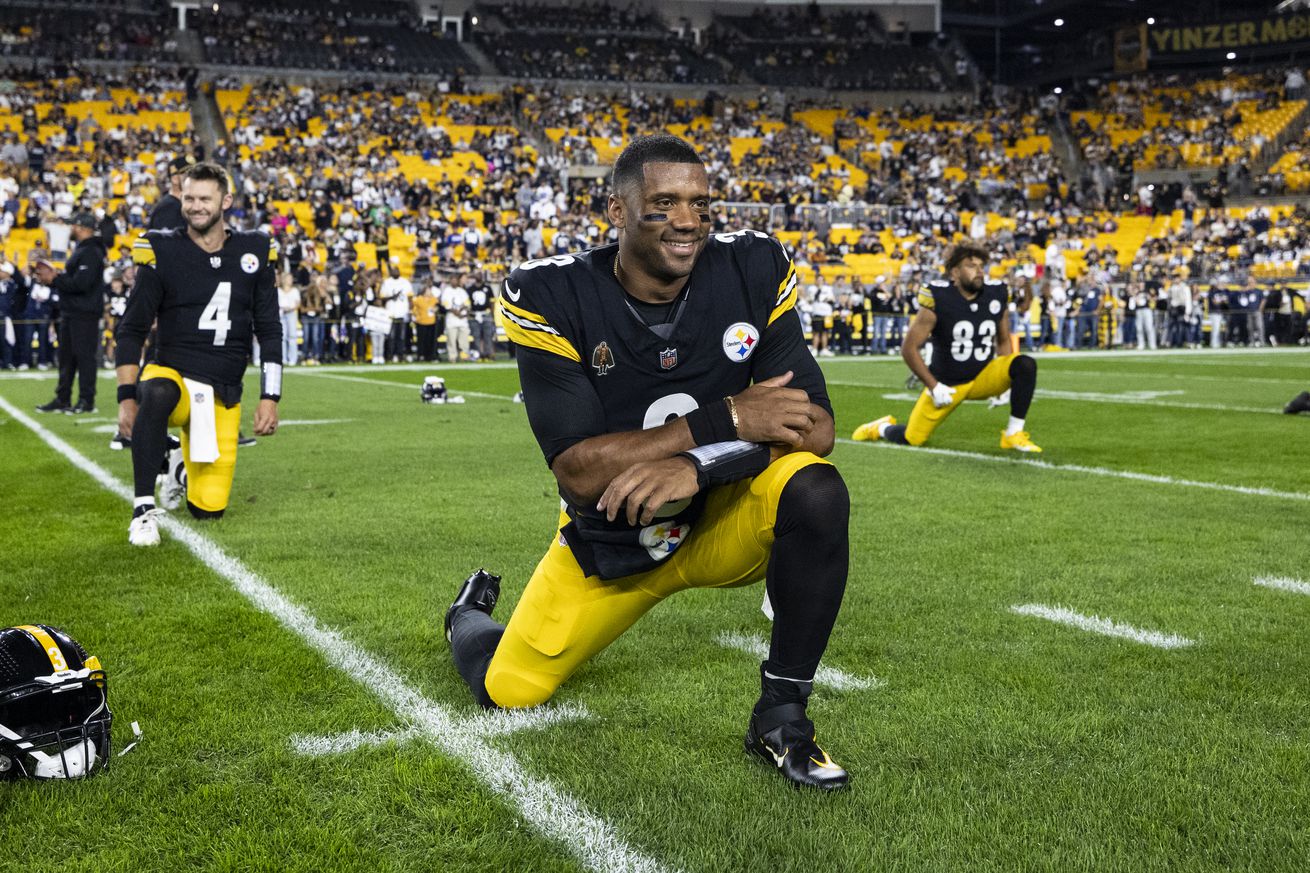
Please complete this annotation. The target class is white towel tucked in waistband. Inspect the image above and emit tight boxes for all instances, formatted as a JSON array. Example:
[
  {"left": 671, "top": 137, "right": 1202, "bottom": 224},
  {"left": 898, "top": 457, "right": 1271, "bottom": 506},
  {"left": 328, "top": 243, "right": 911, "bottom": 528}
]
[{"left": 182, "top": 378, "right": 220, "bottom": 463}]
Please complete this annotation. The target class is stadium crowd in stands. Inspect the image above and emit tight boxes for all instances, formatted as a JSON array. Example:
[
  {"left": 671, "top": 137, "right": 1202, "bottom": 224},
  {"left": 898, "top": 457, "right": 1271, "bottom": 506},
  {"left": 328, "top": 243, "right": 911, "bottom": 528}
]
[{"left": 1, "top": 0, "right": 1308, "bottom": 372}]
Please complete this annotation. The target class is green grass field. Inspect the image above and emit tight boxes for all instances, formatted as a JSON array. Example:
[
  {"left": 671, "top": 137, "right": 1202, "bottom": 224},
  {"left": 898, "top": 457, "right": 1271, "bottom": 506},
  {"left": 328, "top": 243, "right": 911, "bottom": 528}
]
[{"left": 3, "top": 347, "right": 1309, "bottom": 873}]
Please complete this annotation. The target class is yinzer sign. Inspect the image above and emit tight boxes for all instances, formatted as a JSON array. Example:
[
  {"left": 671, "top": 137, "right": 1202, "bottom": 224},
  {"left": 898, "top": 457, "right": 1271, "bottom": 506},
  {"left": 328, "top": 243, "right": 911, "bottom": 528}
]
[{"left": 1150, "top": 14, "right": 1310, "bottom": 54}]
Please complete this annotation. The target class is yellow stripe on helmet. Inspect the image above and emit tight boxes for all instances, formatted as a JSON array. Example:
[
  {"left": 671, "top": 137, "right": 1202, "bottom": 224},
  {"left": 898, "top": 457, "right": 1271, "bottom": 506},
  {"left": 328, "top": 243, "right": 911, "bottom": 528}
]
[{"left": 17, "top": 625, "right": 70, "bottom": 673}]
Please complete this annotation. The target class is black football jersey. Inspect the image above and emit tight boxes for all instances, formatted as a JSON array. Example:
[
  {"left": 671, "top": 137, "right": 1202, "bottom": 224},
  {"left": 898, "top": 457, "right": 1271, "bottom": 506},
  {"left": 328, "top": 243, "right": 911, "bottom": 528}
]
[
  {"left": 918, "top": 277, "right": 1010, "bottom": 385},
  {"left": 117, "top": 228, "right": 281, "bottom": 405},
  {"left": 502, "top": 229, "right": 828, "bottom": 580}
]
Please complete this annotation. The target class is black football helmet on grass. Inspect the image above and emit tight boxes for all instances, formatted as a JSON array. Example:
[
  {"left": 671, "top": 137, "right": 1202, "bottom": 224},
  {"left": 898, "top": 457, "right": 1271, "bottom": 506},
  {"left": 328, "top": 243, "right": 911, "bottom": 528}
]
[{"left": 0, "top": 624, "right": 112, "bottom": 779}]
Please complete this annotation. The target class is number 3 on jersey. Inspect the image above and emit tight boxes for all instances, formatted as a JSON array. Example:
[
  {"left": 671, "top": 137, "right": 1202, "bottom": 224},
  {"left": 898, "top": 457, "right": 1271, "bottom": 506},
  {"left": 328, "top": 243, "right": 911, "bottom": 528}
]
[
  {"left": 950, "top": 320, "right": 995, "bottom": 362},
  {"left": 198, "top": 281, "right": 233, "bottom": 346}
]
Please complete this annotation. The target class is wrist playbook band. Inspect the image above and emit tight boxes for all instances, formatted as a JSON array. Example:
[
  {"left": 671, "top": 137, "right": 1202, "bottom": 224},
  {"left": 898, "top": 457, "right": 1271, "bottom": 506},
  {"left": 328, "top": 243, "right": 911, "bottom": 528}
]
[
  {"left": 678, "top": 440, "right": 770, "bottom": 488},
  {"left": 260, "top": 362, "right": 283, "bottom": 402}
]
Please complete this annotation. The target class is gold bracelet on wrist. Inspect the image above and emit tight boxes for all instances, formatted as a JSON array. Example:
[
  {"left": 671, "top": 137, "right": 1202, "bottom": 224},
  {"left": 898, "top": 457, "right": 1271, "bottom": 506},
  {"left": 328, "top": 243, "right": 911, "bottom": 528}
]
[{"left": 724, "top": 396, "right": 740, "bottom": 431}]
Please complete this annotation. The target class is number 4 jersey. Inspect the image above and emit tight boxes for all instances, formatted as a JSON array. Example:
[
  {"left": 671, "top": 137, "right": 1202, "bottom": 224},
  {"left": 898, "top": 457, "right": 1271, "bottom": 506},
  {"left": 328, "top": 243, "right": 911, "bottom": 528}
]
[
  {"left": 118, "top": 228, "right": 282, "bottom": 405},
  {"left": 918, "top": 277, "right": 1010, "bottom": 386}
]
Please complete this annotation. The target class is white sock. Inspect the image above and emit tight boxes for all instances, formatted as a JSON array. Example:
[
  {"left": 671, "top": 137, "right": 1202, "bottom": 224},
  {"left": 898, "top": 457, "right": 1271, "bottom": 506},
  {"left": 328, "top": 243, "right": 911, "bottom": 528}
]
[
  {"left": 1006, "top": 416, "right": 1025, "bottom": 436},
  {"left": 877, "top": 420, "right": 892, "bottom": 437}
]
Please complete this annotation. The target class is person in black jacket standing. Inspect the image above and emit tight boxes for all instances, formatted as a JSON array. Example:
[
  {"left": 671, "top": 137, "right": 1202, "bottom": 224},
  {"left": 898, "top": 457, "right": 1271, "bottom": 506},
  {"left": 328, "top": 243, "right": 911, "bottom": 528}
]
[{"left": 34, "top": 212, "right": 107, "bottom": 413}]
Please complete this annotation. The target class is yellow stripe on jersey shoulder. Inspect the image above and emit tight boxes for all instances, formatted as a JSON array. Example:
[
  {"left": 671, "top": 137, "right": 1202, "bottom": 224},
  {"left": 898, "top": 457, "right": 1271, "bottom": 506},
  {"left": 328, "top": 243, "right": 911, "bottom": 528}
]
[
  {"left": 498, "top": 299, "right": 579, "bottom": 362},
  {"left": 917, "top": 288, "right": 936, "bottom": 309},
  {"left": 499, "top": 295, "right": 550, "bottom": 325},
  {"left": 132, "top": 236, "right": 156, "bottom": 267},
  {"left": 501, "top": 317, "right": 581, "bottom": 363},
  {"left": 767, "top": 262, "right": 799, "bottom": 327}
]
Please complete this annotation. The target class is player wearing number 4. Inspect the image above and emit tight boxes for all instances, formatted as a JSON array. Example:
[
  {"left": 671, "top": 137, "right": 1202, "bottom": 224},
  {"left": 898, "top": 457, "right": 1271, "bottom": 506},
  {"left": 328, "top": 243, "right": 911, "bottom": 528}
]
[
  {"left": 852, "top": 241, "right": 1041, "bottom": 452},
  {"left": 446, "top": 135, "right": 853, "bottom": 789},
  {"left": 114, "top": 162, "right": 283, "bottom": 547}
]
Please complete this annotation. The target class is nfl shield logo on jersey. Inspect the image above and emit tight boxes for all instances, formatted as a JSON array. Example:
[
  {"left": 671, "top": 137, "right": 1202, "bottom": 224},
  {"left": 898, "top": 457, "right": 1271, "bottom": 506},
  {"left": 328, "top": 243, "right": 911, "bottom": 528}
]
[
  {"left": 659, "top": 347, "right": 677, "bottom": 370},
  {"left": 722, "top": 322, "right": 759, "bottom": 362},
  {"left": 209, "top": 256, "right": 221, "bottom": 269}
]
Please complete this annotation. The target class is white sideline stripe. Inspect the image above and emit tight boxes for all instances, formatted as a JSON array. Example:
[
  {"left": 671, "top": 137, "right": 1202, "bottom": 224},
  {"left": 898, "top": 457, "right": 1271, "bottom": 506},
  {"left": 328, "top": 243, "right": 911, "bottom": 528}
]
[
  {"left": 291, "top": 726, "right": 424, "bottom": 757},
  {"left": 1253, "top": 576, "right": 1310, "bottom": 596},
  {"left": 837, "top": 438, "right": 1310, "bottom": 502},
  {"left": 874, "top": 390, "right": 1281, "bottom": 415},
  {"left": 1009, "top": 603, "right": 1196, "bottom": 649},
  {"left": 278, "top": 418, "right": 357, "bottom": 426},
  {"left": 0, "top": 393, "right": 675, "bottom": 873},
  {"left": 296, "top": 370, "right": 516, "bottom": 403},
  {"left": 713, "top": 631, "right": 883, "bottom": 692}
]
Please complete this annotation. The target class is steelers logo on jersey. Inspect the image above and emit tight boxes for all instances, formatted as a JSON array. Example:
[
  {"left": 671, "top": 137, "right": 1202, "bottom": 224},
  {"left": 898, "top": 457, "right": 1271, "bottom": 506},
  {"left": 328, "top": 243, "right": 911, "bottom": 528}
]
[
  {"left": 639, "top": 520, "right": 689, "bottom": 562},
  {"left": 241, "top": 253, "right": 259, "bottom": 274},
  {"left": 989, "top": 299, "right": 1002, "bottom": 315},
  {"left": 722, "top": 322, "right": 759, "bottom": 362}
]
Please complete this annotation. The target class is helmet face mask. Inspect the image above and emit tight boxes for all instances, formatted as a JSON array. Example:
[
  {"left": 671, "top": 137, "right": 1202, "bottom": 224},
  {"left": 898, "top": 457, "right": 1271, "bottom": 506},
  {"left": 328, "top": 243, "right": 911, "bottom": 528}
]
[{"left": 0, "top": 625, "right": 112, "bottom": 780}]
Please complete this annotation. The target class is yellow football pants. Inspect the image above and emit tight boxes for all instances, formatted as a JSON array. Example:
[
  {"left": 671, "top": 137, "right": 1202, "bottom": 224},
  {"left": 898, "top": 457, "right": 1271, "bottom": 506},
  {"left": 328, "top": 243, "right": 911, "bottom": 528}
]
[
  {"left": 904, "top": 353, "right": 1016, "bottom": 446},
  {"left": 484, "top": 451, "right": 830, "bottom": 708},
  {"left": 140, "top": 364, "right": 242, "bottom": 513}
]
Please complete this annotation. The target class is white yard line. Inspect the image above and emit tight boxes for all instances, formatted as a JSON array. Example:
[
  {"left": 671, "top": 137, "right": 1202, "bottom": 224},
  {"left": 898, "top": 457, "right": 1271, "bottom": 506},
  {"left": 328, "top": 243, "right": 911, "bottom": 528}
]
[
  {"left": 290, "top": 702, "right": 594, "bottom": 754},
  {"left": 294, "top": 370, "right": 516, "bottom": 403},
  {"left": 1009, "top": 603, "right": 1196, "bottom": 649},
  {"left": 837, "top": 438, "right": 1310, "bottom": 502},
  {"left": 0, "top": 392, "right": 674, "bottom": 873},
  {"left": 278, "top": 418, "right": 357, "bottom": 426},
  {"left": 713, "top": 631, "right": 883, "bottom": 692},
  {"left": 1029, "top": 369, "right": 1308, "bottom": 386},
  {"left": 869, "top": 389, "right": 1281, "bottom": 415},
  {"left": 290, "top": 726, "right": 425, "bottom": 757},
  {"left": 1253, "top": 576, "right": 1310, "bottom": 596}
]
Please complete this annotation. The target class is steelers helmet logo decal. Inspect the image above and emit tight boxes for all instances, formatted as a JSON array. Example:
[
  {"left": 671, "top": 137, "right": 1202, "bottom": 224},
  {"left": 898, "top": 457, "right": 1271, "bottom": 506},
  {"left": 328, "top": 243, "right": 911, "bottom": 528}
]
[
  {"left": 722, "top": 322, "right": 759, "bottom": 362},
  {"left": 241, "top": 253, "right": 259, "bottom": 274}
]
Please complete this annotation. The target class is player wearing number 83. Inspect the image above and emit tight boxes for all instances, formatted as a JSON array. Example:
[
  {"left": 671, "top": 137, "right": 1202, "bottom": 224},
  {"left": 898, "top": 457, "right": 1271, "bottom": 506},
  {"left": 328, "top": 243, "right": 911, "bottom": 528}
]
[
  {"left": 852, "top": 241, "right": 1042, "bottom": 452},
  {"left": 114, "top": 162, "right": 283, "bottom": 546}
]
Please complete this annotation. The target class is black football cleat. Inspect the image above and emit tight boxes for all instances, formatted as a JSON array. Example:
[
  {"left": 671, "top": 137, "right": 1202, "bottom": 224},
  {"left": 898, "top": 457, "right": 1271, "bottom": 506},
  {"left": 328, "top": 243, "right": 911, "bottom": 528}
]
[
  {"left": 1284, "top": 391, "right": 1310, "bottom": 415},
  {"left": 35, "top": 398, "right": 70, "bottom": 413},
  {"left": 445, "top": 569, "right": 501, "bottom": 642},
  {"left": 745, "top": 703, "right": 849, "bottom": 790},
  {"left": 66, "top": 400, "right": 97, "bottom": 414},
  {"left": 238, "top": 432, "right": 257, "bottom": 447}
]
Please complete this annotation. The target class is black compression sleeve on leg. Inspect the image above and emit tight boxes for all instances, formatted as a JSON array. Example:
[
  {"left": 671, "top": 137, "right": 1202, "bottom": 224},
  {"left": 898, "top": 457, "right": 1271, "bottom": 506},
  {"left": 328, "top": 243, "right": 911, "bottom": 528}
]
[
  {"left": 762, "top": 464, "right": 849, "bottom": 692},
  {"left": 884, "top": 423, "right": 909, "bottom": 444},
  {"left": 131, "top": 378, "right": 180, "bottom": 499},
  {"left": 1008, "top": 354, "right": 1037, "bottom": 419},
  {"left": 450, "top": 609, "right": 506, "bottom": 709}
]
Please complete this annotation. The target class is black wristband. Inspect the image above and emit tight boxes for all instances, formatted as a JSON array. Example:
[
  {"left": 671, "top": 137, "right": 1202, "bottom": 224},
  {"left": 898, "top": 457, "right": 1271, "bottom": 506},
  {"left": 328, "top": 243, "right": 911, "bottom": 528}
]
[
  {"left": 117, "top": 384, "right": 137, "bottom": 404},
  {"left": 683, "top": 399, "right": 737, "bottom": 446},
  {"left": 259, "top": 393, "right": 281, "bottom": 402}
]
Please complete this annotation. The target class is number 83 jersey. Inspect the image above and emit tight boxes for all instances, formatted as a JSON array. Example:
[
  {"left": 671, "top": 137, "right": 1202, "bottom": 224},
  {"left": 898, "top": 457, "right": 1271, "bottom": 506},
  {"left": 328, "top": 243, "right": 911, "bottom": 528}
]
[
  {"left": 119, "top": 228, "right": 281, "bottom": 404},
  {"left": 918, "top": 277, "right": 1010, "bottom": 386}
]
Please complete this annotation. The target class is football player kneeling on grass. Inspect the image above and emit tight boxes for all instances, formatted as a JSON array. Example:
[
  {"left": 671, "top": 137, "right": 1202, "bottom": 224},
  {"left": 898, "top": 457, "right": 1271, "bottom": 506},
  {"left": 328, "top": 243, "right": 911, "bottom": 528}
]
[
  {"left": 446, "top": 135, "right": 851, "bottom": 790},
  {"left": 852, "top": 241, "right": 1042, "bottom": 453},
  {"left": 114, "top": 162, "right": 282, "bottom": 547}
]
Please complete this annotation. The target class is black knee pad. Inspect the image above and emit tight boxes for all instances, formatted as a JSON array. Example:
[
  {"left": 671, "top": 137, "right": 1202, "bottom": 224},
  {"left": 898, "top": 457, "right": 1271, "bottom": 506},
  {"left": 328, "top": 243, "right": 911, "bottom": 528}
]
[
  {"left": 187, "top": 501, "right": 225, "bottom": 521},
  {"left": 776, "top": 463, "right": 850, "bottom": 538},
  {"left": 1009, "top": 354, "right": 1037, "bottom": 380},
  {"left": 137, "top": 377, "right": 181, "bottom": 410}
]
